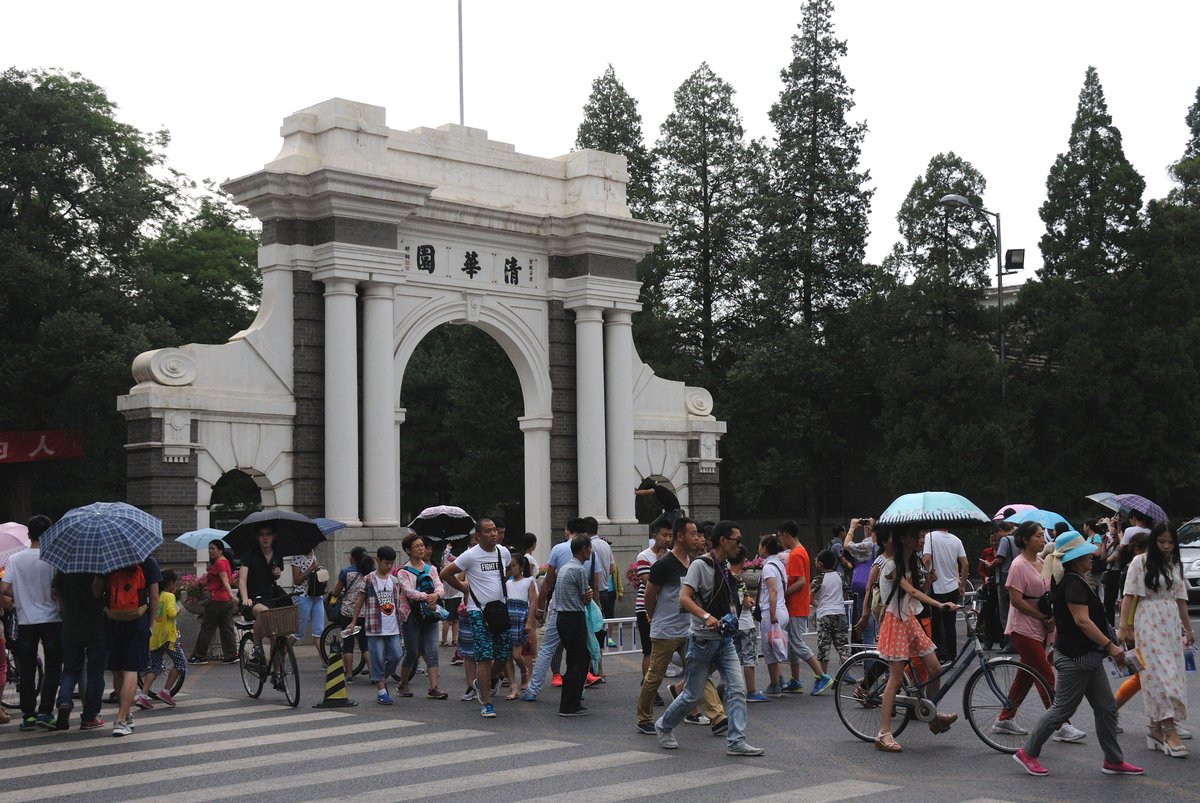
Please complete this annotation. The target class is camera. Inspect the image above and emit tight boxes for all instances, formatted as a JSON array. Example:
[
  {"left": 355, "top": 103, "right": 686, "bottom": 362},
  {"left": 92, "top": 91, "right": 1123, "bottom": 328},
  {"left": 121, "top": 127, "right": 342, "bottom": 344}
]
[{"left": 718, "top": 612, "right": 739, "bottom": 638}]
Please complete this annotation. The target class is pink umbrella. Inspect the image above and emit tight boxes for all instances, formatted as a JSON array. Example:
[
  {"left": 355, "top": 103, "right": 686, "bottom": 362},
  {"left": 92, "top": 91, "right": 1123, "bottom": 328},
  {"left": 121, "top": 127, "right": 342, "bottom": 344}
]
[
  {"left": 993, "top": 503, "right": 1037, "bottom": 521},
  {"left": 0, "top": 522, "right": 29, "bottom": 547},
  {"left": 0, "top": 544, "right": 27, "bottom": 573}
]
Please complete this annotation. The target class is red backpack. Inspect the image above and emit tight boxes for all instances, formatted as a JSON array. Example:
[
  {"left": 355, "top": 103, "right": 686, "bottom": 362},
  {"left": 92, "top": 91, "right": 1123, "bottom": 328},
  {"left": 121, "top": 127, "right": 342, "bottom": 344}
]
[{"left": 105, "top": 564, "right": 149, "bottom": 621}]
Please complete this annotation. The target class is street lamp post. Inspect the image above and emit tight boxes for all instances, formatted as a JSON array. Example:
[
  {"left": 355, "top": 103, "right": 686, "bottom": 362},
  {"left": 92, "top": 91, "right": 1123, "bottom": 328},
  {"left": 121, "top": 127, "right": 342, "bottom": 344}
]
[{"left": 937, "top": 194, "right": 1022, "bottom": 401}]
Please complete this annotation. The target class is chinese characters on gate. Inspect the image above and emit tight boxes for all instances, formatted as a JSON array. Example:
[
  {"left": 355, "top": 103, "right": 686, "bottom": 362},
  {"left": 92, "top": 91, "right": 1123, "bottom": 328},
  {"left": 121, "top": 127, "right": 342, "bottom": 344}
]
[{"left": 402, "top": 242, "right": 537, "bottom": 287}]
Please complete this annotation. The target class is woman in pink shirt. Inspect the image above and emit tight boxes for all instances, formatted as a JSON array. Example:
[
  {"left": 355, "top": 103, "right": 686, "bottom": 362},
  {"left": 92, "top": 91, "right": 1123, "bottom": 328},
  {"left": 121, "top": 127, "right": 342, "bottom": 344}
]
[{"left": 995, "top": 522, "right": 1084, "bottom": 742}]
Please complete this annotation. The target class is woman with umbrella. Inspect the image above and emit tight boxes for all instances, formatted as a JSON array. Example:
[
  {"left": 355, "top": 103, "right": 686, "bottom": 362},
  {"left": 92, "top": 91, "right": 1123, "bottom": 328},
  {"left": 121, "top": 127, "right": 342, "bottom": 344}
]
[
  {"left": 236, "top": 524, "right": 291, "bottom": 654},
  {"left": 189, "top": 540, "right": 238, "bottom": 664},
  {"left": 1119, "top": 522, "right": 1194, "bottom": 758}
]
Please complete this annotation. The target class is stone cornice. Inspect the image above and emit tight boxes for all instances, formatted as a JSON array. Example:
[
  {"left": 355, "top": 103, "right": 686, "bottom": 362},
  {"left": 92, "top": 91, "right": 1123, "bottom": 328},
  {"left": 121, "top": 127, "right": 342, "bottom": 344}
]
[
  {"left": 554, "top": 275, "right": 643, "bottom": 310},
  {"left": 222, "top": 168, "right": 436, "bottom": 224}
]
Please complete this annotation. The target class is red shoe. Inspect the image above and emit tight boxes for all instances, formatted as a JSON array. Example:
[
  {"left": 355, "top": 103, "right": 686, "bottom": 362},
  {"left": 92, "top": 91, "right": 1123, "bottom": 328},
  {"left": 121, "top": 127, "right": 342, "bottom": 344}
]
[
  {"left": 551, "top": 674, "right": 563, "bottom": 687},
  {"left": 585, "top": 673, "right": 604, "bottom": 687},
  {"left": 1101, "top": 760, "right": 1144, "bottom": 775}
]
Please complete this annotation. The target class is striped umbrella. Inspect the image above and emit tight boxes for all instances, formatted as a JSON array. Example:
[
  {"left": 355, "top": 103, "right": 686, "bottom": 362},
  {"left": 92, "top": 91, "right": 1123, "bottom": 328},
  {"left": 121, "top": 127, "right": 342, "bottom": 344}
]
[
  {"left": 39, "top": 502, "right": 163, "bottom": 573},
  {"left": 1112, "top": 493, "right": 1167, "bottom": 525}
]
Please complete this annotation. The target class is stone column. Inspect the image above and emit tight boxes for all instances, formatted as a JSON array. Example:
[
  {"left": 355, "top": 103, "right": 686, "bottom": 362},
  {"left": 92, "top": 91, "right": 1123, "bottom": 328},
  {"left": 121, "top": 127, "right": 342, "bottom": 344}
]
[
  {"left": 604, "top": 308, "right": 637, "bottom": 524},
  {"left": 322, "top": 277, "right": 361, "bottom": 526},
  {"left": 572, "top": 305, "right": 608, "bottom": 522},
  {"left": 361, "top": 283, "right": 398, "bottom": 527},
  {"left": 519, "top": 414, "right": 553, "bottom": 564}
]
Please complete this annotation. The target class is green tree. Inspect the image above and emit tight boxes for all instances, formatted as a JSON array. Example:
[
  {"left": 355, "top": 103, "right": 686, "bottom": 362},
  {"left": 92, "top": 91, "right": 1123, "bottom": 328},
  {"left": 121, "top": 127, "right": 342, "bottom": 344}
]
[
  {"left": 1167, "top": 86, "right": 1200, "bottom": 207},
  {"left": 884, "top": 152, "right": 994, "bottom": 288},
  {"left": 1039, "top": 66, "right": 1144, "bottom": 282},
  {"left": 654, "top": 63, "right": 760, "bottom": 384},
  {"left": 758, "top": 0, "right": 873, "bottom": 330},
  {"left": 575, "top": 65, "right": 654, "bottom": 219}
]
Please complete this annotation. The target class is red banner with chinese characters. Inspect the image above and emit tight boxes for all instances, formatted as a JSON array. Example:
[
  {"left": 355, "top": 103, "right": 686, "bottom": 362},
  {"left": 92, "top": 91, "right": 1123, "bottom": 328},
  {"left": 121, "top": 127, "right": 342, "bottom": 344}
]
[{"left": 0, "top": 430, "right": 84, "bottom": 464}]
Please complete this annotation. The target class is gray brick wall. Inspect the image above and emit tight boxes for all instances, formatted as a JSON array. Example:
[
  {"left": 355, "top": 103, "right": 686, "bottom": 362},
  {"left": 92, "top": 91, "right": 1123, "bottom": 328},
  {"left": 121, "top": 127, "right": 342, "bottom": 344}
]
[
  {"left": 124, "top": 411, "right": 200, "bottom": 546},
  {"left": 292, "top": 270, "right": 325, "bottom": 518},
  {"left": 687, "top": 438, "right": 722, "bottom": 524},
  {"left": 548, "top": 300, "right": 577, "bottom": 532}
]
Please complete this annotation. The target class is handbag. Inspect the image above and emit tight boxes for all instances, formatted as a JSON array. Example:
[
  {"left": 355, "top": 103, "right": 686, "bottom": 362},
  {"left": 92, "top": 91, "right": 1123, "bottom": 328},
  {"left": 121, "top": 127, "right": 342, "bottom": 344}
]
[{"left": 752, "top": 564, "right": 785, "bottom": 623}]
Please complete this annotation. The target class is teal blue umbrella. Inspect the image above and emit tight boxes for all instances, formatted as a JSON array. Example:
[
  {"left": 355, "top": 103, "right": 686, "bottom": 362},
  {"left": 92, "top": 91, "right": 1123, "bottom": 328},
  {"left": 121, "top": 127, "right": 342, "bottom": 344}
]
[
  {"left": 877, "top": 491, "right": 989, "bottom": 528},
  {"left": 1006, "top": 509, "right": 1071, "bottom": 531},
  {"left": 176, "top": 528, "right": 229, "bottom": 551}
]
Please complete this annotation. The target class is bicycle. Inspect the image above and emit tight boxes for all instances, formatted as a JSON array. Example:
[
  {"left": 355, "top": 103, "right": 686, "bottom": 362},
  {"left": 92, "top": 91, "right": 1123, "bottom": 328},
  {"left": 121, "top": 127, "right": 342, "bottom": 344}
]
[
  {"left": 833, "top": 607, "right": 1052, "bottom": 753},
  {"left": 2, "top": 644, "right": 43, "bottom": 710},
  {"left": 236, "top": 606, "right": 300, "bottom": 707},
  {"left": 317, "top": 621, "right": 367, "bottom": 677}
]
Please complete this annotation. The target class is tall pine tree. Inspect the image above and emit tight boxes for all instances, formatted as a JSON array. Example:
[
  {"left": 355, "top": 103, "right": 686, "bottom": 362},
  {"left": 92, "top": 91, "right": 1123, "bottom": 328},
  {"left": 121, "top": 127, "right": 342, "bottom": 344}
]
[
  {"left": 1167, "top": 86, "right": 1200, "bottom": 207},
  {"left": 575, "top": 65, "right": 654, "bottom": 218},
  {"left": 1038, "top": 66, "right": 1144, "bottom": 281},
  {"left": 654, "top": 63, "right": 760, "bottom": 384},
  {"left": 758, "top": 0, "right": 872, "bottom": 331}
]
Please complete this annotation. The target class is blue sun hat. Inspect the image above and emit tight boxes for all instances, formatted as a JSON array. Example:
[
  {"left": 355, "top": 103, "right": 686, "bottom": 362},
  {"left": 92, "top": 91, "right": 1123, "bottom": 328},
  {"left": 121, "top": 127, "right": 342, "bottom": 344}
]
[{"left": 1043, "top": 530, "right": 1098, "bottom": 583}]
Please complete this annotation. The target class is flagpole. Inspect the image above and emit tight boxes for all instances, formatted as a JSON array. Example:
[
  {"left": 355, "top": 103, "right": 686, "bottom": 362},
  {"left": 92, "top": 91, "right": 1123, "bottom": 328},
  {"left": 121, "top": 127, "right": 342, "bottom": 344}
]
[{"left": 458, "top": 0, "right": 464, "bottom": 126}]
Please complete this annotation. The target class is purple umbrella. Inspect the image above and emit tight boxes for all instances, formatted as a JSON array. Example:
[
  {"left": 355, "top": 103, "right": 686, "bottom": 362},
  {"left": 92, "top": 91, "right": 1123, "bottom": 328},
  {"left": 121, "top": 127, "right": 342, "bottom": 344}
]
[{"left": 1112, "top": 494, "right": 1167, "bottom": 524}]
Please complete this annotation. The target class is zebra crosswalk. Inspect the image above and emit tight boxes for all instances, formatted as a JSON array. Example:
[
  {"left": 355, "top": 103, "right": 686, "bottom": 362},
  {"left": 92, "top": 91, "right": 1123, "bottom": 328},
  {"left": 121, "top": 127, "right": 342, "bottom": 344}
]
[{"left": 0, "top": 693, "right": 914, "bottom": 803}]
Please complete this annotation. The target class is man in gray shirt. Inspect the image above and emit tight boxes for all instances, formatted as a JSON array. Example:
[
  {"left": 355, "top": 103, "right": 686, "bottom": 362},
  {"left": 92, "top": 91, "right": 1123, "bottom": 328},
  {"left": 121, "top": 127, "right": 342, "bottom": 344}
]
[
  {"left": 554, "top": 534, "right": 594, "bottom": 717},
  {"left": 655, "top": 520, "right": 764, "bottom": 756}
]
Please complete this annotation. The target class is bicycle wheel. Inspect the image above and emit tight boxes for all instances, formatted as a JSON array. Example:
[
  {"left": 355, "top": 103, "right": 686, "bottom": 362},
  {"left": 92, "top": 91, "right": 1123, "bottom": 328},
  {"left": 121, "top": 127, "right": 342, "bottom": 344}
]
[
  {"left": 964, "top": 657, "right": 1053, "bottom": 754},
  {"left": 138, "top": 668, "right": 186, "bottom": 698},
  {"left": 239, "top": 633, "right": 265, "bottom": 698},
  {"left": 278, "top": 640, "right": 300, "bottom": 707},
  {"left": 2, "top": 647, "right": 43, "bottom": 710},
  {"left": 833, "top": 650, "right": 913, "bottom": 742},
  {"left": 318, "top": 623, "right": 367, "bottom": 676}
]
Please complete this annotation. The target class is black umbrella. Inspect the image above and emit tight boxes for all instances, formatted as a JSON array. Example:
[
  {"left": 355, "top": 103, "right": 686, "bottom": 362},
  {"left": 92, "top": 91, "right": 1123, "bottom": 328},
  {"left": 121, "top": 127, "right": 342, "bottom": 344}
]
[
  {"left": 225, "top": 509, "right": 326, "bottom": 557},
  {"left": 408, "top": 505, "right": 475, "bottom": 541}
]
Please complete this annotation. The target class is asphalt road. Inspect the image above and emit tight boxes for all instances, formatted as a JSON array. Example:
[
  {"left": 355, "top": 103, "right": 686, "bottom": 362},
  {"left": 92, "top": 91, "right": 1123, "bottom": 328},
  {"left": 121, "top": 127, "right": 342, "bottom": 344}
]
[{"left": 2, "top": 617, "right": 1197, "bottom": 803}]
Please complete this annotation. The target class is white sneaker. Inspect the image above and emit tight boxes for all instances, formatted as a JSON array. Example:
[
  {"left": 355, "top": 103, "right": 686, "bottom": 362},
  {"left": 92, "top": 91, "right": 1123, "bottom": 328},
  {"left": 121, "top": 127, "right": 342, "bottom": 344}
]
[
  {"left": 112, "top": 719, "right": 132, "bottom": 738},
  {"left": 460, "top": 687, "right": 478, "bottom": 702},
  {"left": 1053, "top": 723, "right": 1087, "bottom": 743},
  {"left": 1178, "top": 726, "right": 1192, "bottom": 740},
  {"left": 991, "top": 717, "right": 1028, "bottom": 735}
]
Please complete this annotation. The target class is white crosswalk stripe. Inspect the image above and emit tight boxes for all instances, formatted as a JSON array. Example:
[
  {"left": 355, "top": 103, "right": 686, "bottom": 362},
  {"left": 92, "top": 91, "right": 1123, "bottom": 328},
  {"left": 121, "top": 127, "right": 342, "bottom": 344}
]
[{"left": 523, "top": 764, "right": 779, "bottom": 803}]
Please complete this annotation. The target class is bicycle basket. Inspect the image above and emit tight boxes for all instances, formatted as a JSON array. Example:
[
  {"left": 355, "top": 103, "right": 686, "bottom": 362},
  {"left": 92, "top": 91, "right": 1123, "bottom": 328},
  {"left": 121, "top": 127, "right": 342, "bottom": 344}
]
[{"left": 257, "top": 605, "right": 299, "bottom": 638}]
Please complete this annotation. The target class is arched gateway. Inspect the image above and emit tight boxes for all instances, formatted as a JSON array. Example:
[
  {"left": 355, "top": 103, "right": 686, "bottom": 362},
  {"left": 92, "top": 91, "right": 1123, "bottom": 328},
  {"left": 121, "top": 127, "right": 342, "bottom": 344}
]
[{"left": 119, "top": 99, "right": 725, "bottom": 565}]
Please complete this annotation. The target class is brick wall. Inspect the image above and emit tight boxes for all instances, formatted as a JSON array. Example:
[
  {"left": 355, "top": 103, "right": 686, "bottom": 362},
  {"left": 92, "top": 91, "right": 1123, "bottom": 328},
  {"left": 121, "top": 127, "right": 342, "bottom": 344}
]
[
  {"left": 686, "top": 438, "right": 722, "bottom": 524},
  {"left": 548, "top": 300, "right": 577, "bottom": 532},
  {"left": 292, "top": 270, "right": 325, "bottom": 518}
]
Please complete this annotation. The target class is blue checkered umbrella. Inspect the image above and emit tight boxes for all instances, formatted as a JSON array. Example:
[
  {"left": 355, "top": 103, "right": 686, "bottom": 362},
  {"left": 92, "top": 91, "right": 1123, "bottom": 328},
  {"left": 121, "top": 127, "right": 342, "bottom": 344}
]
[
  {"left": 39, "top": 502, "right": 163, "bottom": 573},
  {"left": 313, "top": 518, "right": 348, "bottom": 536}
]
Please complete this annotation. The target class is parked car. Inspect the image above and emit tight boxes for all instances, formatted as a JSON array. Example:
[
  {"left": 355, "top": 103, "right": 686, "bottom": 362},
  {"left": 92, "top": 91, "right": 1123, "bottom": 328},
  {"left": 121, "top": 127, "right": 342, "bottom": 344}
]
[{"left": 1179, "top": 518, "right": 1200, "bottom": 605}]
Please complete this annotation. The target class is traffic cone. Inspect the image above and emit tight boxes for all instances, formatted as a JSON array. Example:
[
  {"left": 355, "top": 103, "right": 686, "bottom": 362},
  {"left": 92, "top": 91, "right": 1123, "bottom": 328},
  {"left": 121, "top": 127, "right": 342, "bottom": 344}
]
[{"left": 313, "top": 654, "right": 357, "bottom": 708}]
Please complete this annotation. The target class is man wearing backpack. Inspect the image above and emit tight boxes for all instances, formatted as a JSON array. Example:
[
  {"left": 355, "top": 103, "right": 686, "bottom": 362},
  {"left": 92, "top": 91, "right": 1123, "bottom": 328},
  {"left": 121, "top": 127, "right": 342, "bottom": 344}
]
[
  {"left": 654, "top": 520, "right": 764, "bottom": 756},
  {"left": 103, "top": 555, "right": 160, "bottom": 737}
]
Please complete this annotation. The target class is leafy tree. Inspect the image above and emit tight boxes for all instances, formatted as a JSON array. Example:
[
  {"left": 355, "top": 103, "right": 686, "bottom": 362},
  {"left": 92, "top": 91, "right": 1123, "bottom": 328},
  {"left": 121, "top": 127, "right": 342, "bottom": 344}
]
[
  {"left": 575, "top": 65, "right": 654, "bottom": 219},
  {"left": 1039, "top": 66, "right": 1144, "bottom": 282},
  {"left": 1167, "top": 86, "right": 1200, "bottom": 207},
  {"left": 883, "top": 152, "right": 994, "bottom": 288},
  {"left": 654, "top": 62, "right": 760, "bottom": 385},
  {"left": 758, "top": 0, "right": 873, "bottom": 330}
]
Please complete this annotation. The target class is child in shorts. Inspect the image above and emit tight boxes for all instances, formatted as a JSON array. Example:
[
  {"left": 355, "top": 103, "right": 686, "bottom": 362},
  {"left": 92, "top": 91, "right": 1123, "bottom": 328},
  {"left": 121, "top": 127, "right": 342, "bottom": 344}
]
[
  {"left": 812, "top": 550, "right": 850, "bottom": 674},
  {"left": 137, "top": 569, "right": 186, "bottom": 709},
  {"left": 728, "top": 548, "right": 766, "bottom": 702}
]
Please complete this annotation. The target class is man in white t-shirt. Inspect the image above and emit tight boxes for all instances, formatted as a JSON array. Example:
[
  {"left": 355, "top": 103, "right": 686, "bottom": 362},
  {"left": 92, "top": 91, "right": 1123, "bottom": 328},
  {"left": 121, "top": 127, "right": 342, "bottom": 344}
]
[
  {"left": 441, "top": 518, "right": 512, "bottom": 718},
  {"left": 922, "top": 529, "right": 968, "bottom": 662},
  {"left": 1120, "top": 511, "right": 1152, "bottom": 546},
  {"left": 0, "top": 515, "right": 64, "bottom": 730}
]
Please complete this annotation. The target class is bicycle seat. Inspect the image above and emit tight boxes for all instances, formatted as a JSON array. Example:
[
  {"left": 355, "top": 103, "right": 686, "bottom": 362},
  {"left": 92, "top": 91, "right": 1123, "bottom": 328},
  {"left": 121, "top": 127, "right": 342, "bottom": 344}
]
[{"left": 234, "top": 619, "right": 254, "bottom": 631}]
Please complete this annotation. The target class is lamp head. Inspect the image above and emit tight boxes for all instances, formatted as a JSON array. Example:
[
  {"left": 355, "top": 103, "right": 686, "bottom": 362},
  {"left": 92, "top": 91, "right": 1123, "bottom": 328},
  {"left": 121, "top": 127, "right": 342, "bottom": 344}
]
[{"left": 939, "top": 194, "right": 973, "bottom": 208}]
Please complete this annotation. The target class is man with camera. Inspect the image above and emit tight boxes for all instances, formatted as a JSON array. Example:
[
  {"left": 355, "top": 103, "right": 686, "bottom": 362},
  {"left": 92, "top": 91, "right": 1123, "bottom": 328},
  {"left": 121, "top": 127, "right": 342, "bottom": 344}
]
[{"left": 654, "top": 520, "right": 765, "bottom": 757}]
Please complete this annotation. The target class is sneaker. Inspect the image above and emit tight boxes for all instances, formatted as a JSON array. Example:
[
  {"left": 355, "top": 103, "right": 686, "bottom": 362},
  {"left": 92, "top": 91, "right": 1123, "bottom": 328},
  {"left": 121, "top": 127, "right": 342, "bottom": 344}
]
[
  {"left": 80, "top": 717, "right": 105, "bottom": 731},
  {"left": 606, "top": 638, "right": 617, "bottom": 648},
  {"left": 1101, "top": 760, "right": 1144, "bottom": 775},
  {"left": 585, "top": 673, "right": 603, "bottom": 687},
  {"left": 654, "top": 692, "right": 665, "bottom": 707},
  {"left": 746, "top": 691, "right": 770, "bottom": 703},
  {"left": 450, "top": 653, "right": 464, "bottom": 666},
  {"left": 157, "top": 690, "right": 177, "bottom": 708},
  {"left": 520, "top": 690, "right": 537, "bottom": 702},
  {"left": 783, "top": 679, "right": 804, "bottom": 694},
  {"left": 664, "top": 663, "right": 683, "bottom": 678},
  {"left": 35, "top": 714, "right": 55, "bottom": 730},
  {"left": 764, "top": 682, "right": 783, "bottom": 698},
  {"left": 126, "top": 712, "right": 135, "bottom": 731},
  {"left": 710, "top": 717, "right": 728, "bottom": 736},
  {"left": 427, "top": 688, "right": 449, "bottom": 700},
  {"left": 19, "top": 716, "right": 37, "bottom": 732},
  {"left": 991, "top": 717, "right": 1029, "bottom": 736},
  {"left": 396, "top": 686, "right": 414, "bottom": 698},
  {"left": 1053, "top": 723, "right": 1087, "bottom": 743},
  {"left": 55, "top": 704, "right": 70, "bottom": 731},
  {"left": 1013, "top": 748, "right": 1048, "bottom": 776},
  {"left": 558, "top": 707, "right": 590, "bottom": 717},
  {"left": 636, "top": 721, "right": 656, "bottom": 735},
  {"left": 685, "top": 713, "right": 711, "bottom": 726},
  {"left": 654, "top": 719, "right": 678, "bottom": 749},
  {"left": 551, "top": 673, "right": 563, "bottom": 687},
  {"left": 112, "top": 719, "right": 133, "bottom": 738},
  {"left": 377, "top": 690, "right": 393, "bottom": 705},
  {"left": 187, "top": 656, "right": 209, "bottom": 665},
  {"left": 811, "top": 674, "right": 833, "bottom": 696},
  {"left": 460, "top": 687, "right": 477, "bottom": 702},
  {"left": 220, "top": 656, "right": 239, "bottom": 664},
  {"left": 726, "top": 740, "right": 766, "bottom": 756},
  {"left": 480, "top": 703, "right": 497, "bottom": 718},
  {"left": 661, "top": 682, "right": 678, "bottom": 706},
  {"left": 134, "top": 694, "right": 155, "bottom": 711}
]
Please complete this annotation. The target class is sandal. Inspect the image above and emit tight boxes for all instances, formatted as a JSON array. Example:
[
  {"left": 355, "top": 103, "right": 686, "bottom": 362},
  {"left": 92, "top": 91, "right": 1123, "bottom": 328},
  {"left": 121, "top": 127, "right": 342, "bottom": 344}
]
[
  {"left": 874, "top": 732, "right": 903, "bottom": 752},
  {"left": 505, "top": 691, "right": 520, "bottom": 701},
  {"left": 929, "top": 712, "right": 958, "bottom": 734}
]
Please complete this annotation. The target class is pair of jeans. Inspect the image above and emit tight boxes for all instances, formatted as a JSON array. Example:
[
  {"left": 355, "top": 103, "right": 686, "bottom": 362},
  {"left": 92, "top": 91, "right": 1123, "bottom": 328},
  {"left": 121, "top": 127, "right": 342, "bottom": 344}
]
[
  {"left": 366, "top": 634, "right": 402, "bottom": 683},
  {"left": 293, "top": 594, "right": 325, "bottom": 641},
  {"left": 929, "top": 590, "right": 961, "bottom": 661},
  {"left": 400, "top": 613, "right": 439, "bottom": 674},
  {"left": 636, "top": 635, "right": 725, "bottom": 725},
  {"left": 57, "top": 637, "right": 107, "bottom": 722},
  {"left": 18, "top": 621, "right": 63, "bottom": 718},
  {"left": 527, "top": 608, "right": 562, "bottom": 698},
  {"left": 659, "top": 635, "right": 748, "bottom": 746},
  {"left": 1022, "top": 652, "right": 1123, "bottom": 762},
  {"left": 556, "top": 610, "right": 589, "bottom": 713},
  {"left": 193, "top": 599, "right": 237, "bottom": 659},
  {"left": 851, "top": 591, "right": 877, "bottom": 646}
]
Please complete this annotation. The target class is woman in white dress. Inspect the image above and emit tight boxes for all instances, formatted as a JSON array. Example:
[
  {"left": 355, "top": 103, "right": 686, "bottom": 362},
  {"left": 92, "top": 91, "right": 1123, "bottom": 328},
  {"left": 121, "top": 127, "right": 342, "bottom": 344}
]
[{"left": 1119, "top": 521, "right": 1195, "bottom": 757}]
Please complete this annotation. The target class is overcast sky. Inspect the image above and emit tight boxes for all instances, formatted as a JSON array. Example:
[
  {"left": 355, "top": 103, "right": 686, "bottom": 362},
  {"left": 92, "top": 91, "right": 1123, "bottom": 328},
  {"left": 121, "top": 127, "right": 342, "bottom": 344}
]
[{"left": 6, "top": 1, "right": 1198, "bottom": 279}]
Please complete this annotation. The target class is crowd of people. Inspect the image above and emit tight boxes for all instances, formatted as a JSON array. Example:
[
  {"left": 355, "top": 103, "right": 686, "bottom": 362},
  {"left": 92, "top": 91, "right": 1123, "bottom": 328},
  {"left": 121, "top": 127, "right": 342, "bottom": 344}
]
[{"left": 0, "top": 500, "right": 1193, "bottom": 778}]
